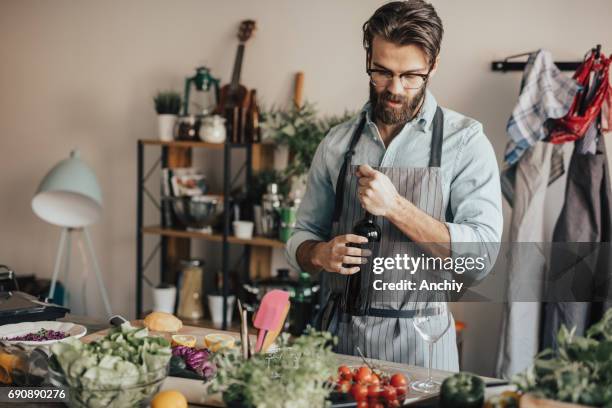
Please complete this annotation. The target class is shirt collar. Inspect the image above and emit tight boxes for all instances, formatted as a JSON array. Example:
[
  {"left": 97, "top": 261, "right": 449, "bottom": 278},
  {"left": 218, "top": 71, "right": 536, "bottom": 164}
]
[{"left": 361, "top": 90, "right": 438, "bottom": 133}]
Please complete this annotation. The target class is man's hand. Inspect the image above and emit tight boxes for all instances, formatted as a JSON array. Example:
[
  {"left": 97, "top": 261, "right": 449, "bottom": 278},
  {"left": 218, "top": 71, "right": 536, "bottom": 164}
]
[
  {"left": 356, "top": 164, "right": 401, "bottom": 216},
  {"left": 311, "top": 234, "right": 371, "bottom": 275}
]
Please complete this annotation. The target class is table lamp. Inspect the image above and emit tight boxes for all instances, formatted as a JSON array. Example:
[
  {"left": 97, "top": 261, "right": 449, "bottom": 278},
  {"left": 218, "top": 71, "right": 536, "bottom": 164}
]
[{"left": 31, "top": 150, "right": 112, "bottom": 317}]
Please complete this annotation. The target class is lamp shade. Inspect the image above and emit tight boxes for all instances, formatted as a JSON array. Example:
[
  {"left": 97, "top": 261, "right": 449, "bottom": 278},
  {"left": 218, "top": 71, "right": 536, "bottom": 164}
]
[{"left": 32, "top": 150, "right": 103, "bottom": 228}]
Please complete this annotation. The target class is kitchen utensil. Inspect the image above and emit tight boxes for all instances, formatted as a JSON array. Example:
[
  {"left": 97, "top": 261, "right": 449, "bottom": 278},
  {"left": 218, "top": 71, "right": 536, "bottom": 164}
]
[
  {"left": 260, "top": 301, "right": 289, "bottom": 352},
  {"left": 252, "top": 290, "right": 290, "bottom": 353},
  {"left": 233, "top": 220, "right": 254, "bottom": 239},
  {"left": 237, "top": 300, "right": 249, "bottom": 359},
  {"left": 165, "top": 195, "right": 221, "bottom": 233}
]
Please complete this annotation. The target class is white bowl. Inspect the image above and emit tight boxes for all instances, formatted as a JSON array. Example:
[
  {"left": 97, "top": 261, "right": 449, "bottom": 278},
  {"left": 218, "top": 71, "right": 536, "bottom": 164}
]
[{"left": 0, "top": 321, "right": 87, "bottom": 346}]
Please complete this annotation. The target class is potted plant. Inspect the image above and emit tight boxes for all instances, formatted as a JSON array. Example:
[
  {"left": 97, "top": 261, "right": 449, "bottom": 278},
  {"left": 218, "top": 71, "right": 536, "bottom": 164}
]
[
  {"left": 262, "top": 102, "right": 354, "bottom": 199},
  {"left": 153, "top": 90, "right": 182, "bottom": 141}
]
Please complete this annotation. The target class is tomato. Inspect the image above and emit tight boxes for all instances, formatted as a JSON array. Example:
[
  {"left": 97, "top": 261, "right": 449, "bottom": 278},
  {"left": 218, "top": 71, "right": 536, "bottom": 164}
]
[
  {"left": 366, "top": 384, "right": 381, "bottom": 398},
  {"left": 356, "top": 401, "right": 368, "bottom": 408},
  {"left": 354, "top": 366, "right": 373, "bottom": 384},
  {"left": 387, "top": 399, "right": 401, "bottom": 408},
  {"left": 369, "top": 402, "right": 384, "bottom": 408},
  {"left": 338, "top": 365, "right": 353, "bottom": 381},
  {"left": 395, "top": 386, "right": 408, "bottom": 400},
  {"left": 335, "top": 380, "right": 351, "bottom": 393},
  {"left": 351, "top": 383, "right": 368, "bottom": 401},
  {"left": 390, "top": 373, "right": 408, "bottom": 388},
  {"left": 381, "top": 385, "right": 397, "bottom": 402},
  {"left": 370, "top": 373, "right": 381, "bottom": 386}
]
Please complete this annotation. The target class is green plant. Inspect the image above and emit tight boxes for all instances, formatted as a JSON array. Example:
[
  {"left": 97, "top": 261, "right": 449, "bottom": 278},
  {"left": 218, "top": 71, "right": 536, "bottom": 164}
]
[
  {"left": 209, "top": 329, "right": 337, "bottom": 408},
  {"left": 512, "top": 308, "right": 612, "bottom": 406},
  {"left": 153, "top": 91, "right": 182, "bottom": 115},
  {"left": 262, "top": 102, "right": 355, "bottom": 179}
]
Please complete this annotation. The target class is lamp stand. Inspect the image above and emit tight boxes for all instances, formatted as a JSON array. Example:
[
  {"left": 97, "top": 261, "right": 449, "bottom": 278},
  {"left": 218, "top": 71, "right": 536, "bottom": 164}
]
[{"left": 48, "top": 227, "right": 113, "bottom": 317}]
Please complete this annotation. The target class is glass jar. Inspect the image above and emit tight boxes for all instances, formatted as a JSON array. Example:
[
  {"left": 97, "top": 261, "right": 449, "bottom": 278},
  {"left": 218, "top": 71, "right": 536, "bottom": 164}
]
[
  {"left": 174, "top": 114, "right": 201, "bottom": 140},
  {"left": 177, "top": 259, "right": 205, "bottom": 320}
]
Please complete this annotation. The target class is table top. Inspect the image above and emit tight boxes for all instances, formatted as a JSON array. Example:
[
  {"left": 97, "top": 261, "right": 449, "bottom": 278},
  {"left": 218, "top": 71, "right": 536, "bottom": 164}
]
[{"left": 79, "top": 320, "right": 499, "bottom": 407}]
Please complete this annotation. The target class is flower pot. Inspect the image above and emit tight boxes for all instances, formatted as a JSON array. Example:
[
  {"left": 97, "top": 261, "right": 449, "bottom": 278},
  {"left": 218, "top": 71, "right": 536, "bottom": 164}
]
[
  {"left": 207, "top": 294, "right": 235, "bottom": 328},
  {"left": 157, "top": 114, "right": 177, "bottom": 141},
  {"left": 152, "top": 284, "right": 176, "bottom": 314}
]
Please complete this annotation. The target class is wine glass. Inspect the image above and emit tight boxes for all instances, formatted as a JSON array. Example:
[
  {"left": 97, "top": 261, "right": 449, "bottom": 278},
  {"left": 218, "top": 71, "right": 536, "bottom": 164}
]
[{"left": 411, "top": 292, "right": 451, "bottom": 394}]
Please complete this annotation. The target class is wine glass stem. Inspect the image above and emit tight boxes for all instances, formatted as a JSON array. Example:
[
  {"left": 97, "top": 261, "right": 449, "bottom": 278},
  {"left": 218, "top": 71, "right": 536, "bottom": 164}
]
[{"left": 428, "top": 342, "right": 433, "bottom": 383}]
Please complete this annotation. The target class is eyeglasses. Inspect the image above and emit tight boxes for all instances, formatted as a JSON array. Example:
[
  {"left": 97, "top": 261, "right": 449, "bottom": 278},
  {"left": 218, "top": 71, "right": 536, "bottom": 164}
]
[{"left": 367, "top": 68, "right": 430, "bottom": 90}]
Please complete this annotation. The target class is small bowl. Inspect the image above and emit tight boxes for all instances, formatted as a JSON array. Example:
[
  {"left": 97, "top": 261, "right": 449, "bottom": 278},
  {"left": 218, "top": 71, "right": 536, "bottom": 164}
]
[
  {"left": 165, "top": 195, "right": 221, "bottom": 231},
  {"left": 47, "top": 361, "right": 168, "bottom": 408}
]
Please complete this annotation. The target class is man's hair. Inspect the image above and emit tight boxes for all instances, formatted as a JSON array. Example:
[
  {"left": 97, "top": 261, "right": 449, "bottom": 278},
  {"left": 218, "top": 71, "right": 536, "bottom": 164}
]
[{"left": 363, "top": 0, "right": 444, "bottom": 68}]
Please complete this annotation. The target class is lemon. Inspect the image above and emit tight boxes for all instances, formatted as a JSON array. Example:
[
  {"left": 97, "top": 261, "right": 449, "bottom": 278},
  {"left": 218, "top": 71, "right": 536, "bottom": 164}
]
[
  {"left": 204, "top": 333, "right": 235, "bottom": 352},
  {"left": 151, "top": 390, "right": 187, "bottom": 408},
  {"left": 171, "top": 334, "right": 196, "bottom": 348}
]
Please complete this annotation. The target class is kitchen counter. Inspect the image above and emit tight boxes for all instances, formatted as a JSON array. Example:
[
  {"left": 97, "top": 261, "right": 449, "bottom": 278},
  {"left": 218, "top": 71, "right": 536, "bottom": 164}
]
[{"left": 81, "top": 321, "right": 500, "bottom": 407}]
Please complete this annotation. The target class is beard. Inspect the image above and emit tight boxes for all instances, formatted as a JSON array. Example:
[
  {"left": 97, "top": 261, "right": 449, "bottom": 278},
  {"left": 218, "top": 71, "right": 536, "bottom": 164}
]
[{"left": 370, "top": 84, "right": 426, "bottom": 126}]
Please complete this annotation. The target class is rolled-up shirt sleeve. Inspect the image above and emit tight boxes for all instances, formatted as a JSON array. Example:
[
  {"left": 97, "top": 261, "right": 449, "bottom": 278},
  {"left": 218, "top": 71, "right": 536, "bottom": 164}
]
[
  {"left": 445, "top": 123, "right": 503, "bottom": 279},
  {"left": 285, "top": 135, "right": 336, "bottom": 272}
]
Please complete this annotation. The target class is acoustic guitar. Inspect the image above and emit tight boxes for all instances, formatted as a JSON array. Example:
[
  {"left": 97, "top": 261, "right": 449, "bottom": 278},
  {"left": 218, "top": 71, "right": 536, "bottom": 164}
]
[{"left": 216, "top": 20, "right": 256, "bottom": 113}]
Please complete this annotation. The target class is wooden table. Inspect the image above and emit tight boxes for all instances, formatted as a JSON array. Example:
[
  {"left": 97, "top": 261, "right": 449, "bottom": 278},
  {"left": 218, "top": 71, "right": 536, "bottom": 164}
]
[{"left": 79, "top": 322, "right": 500, "bottom": 407}]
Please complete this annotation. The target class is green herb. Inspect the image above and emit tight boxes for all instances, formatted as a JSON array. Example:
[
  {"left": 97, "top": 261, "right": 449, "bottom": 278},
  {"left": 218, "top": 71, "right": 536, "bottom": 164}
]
[
  {"left": 50, "top": 322, "right": 171, "bottom": 408},
  {"left": 209, "top": 329, "right": 337, "bottom": 408},
  {"left": 262, "top": 102, "right": 355, "bottom": 179},
  {"left": 153, "top": 90, "right": 182, "bottom": 115},
  {"left": 512, "top": 309, "right": 612, "bottom": 406}
]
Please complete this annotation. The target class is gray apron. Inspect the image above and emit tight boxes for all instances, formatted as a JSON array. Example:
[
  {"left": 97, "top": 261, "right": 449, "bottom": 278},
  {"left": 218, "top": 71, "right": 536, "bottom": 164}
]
[{"left": 320, "top": 107, "right": 459, "bottom": 371}]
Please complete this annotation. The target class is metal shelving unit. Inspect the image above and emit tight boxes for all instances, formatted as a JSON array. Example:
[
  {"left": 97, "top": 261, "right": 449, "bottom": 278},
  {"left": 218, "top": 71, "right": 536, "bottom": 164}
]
[{"left": 136, "top": 139, "right": 280, "bottom": 329}]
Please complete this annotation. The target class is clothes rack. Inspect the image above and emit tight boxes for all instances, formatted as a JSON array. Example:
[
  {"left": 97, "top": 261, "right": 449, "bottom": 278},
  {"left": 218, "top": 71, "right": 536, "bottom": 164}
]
[{"left": 491, "top": 44, "right": 601, "bottom": 72}]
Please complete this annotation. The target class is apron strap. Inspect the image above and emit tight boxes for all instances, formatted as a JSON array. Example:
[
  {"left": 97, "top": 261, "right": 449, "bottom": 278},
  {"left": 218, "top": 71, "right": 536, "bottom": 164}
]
[
  {"left": 332, "top": 112, "right": 367, "bottom": 222},
  {"left": 428, "top": 106, "right": 444, "bottom": 168}
]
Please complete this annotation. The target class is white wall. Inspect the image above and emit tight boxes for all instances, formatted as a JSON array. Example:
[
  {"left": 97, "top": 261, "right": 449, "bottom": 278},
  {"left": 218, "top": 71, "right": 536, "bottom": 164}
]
[{"left": 1, "top": 0, "right": 611, "bottom": 376}]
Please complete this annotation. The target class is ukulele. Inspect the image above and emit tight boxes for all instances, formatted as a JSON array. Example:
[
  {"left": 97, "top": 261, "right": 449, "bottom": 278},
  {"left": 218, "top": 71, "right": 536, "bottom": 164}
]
[{"left": 216, "top": 20, "right": 256, "bottom": 113}]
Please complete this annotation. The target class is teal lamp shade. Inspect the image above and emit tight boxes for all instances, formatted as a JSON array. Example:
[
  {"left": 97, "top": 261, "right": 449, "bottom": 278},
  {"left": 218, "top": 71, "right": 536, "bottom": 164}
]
[{"left": 32, "top": 150, "right": 103, "bottom": 228}]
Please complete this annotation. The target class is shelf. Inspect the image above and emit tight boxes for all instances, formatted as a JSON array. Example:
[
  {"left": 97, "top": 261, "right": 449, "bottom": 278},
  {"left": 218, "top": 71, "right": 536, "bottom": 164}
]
[
  {"left": 139, "top": 139, "right": 261, "bottom": 149},
  {"left": 142, "top": 226, "right": 286, "bottom": 249}
]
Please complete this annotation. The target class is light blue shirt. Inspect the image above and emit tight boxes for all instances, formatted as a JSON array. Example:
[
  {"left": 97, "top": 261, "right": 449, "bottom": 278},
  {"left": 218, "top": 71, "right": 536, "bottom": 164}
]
[{"left": 285, "top": 90, "right": 503, "bottom": 272}]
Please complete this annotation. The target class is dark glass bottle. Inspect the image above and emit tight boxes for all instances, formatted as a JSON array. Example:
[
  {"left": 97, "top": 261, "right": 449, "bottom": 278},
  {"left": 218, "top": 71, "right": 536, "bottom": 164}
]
[{"left": 344, "top": 211, "right": 381, "bottom": 313}]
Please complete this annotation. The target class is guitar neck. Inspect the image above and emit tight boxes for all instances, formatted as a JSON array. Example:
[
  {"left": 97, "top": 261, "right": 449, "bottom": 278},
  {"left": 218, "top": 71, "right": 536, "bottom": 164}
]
[{"left": 230, "top": 43, "right": 245, "bottom": 92}]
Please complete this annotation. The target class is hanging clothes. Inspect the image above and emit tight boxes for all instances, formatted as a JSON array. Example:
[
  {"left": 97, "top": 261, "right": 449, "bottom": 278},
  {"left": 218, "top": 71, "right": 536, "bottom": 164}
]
[
  {"left": 501, "top": 50, "right": 579, "bottom": 205},
  {"left": 547, "top": 51, "right": 611, "bottom": 144},
  {"left": 497, "top": 50, "right": 581, "bottom": 378},
  {"left": 496, "top": 141, "right": 556, "bottom": 378},
  {"left": 542, "top": 126, "right": 612, "bottom": 349}
]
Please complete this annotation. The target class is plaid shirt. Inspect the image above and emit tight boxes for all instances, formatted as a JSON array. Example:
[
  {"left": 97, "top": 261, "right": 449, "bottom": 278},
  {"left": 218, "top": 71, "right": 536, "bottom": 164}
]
[{"left": 504, "top": 50, "right": 579, "bottom": 165}]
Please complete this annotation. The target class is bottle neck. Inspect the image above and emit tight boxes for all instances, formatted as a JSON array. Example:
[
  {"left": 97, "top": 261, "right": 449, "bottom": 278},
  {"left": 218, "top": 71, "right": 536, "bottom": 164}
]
[{"left": 363, "top": 211, "right": 375, "bottom": 222}]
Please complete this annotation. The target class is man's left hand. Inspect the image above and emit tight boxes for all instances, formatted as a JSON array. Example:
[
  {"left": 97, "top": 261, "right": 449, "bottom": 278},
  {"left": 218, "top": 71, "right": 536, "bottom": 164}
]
[{"left": 356, "top": 164, "right": 400, "bottom": 217}]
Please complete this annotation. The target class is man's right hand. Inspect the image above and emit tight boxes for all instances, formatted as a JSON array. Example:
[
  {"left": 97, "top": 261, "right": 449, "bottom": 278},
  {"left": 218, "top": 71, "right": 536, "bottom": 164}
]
[{"left": 311, "top": 234, "right": 371, "bottom": 275}]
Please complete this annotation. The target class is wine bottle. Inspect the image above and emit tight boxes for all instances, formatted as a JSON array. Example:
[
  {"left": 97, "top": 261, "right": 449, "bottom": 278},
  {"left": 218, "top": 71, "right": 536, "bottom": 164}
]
[{"left": 344, "top": 211, "right": 381, "bottom": 313}]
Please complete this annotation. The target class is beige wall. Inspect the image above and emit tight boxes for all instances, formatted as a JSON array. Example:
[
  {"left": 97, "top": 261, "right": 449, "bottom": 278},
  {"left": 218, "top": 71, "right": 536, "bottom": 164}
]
[{"left": 1, "top": 0, "right": 611, "bottom": 376}]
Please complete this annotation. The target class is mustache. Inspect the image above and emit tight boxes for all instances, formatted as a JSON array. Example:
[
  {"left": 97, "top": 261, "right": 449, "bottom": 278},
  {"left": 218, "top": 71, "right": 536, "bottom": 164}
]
[{"left": 379, "top": 92, "right": 407, "bottom": 104}]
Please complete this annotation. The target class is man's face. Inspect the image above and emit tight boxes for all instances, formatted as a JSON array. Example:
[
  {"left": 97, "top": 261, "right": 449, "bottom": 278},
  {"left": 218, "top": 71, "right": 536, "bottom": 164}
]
[{"left": 369, "top": 36, "right": 437, "bottom": 125}]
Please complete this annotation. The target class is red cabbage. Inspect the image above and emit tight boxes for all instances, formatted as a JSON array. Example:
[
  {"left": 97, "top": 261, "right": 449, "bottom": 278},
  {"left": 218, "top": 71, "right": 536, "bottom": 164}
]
[
  {"left": 5, "top": 329, "right": 68, "bottom": 342},
  {"left": 172, "top": 345, "right": 216, "bottom": 380}
]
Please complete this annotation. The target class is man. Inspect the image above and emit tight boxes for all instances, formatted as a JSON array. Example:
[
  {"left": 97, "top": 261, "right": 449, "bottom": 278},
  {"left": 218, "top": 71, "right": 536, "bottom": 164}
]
[{"left": 286, "top": 0, "right": 502, "bottom": 371}]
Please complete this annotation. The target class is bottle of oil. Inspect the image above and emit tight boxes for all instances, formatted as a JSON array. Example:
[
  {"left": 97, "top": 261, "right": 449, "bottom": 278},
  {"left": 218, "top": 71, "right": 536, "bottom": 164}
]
[{"left": 344, "top": 211, "right": 381, "bottom": 313}]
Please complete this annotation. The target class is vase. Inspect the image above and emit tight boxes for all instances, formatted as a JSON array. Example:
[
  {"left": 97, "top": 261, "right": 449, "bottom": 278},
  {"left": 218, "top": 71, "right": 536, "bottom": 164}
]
[{"left": 157, "top": 114, "right": 177, "bottom": 141}]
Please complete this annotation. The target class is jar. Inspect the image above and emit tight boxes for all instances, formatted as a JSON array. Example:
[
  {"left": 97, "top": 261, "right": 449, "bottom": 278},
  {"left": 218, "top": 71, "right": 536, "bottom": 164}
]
[
  {"left": 174, "top": 115, "right": 201, "bottom": 140},
  {"left": 200, "top": 115, "right": 227, "bottom": 143},
  {"left": 177, "top": 259, "right": 205, "bottom": 320}
]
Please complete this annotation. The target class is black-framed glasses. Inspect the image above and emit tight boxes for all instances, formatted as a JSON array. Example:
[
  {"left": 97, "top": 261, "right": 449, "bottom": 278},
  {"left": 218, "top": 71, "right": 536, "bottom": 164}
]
[{"left": 367, "top": 68, "right": 430, "bottom": 90}]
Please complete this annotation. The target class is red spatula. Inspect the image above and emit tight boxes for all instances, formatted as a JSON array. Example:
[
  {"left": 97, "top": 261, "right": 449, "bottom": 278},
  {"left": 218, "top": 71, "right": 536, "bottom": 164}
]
[{"left": 252, "top": 290, "right": 290, "bottom": 352}]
